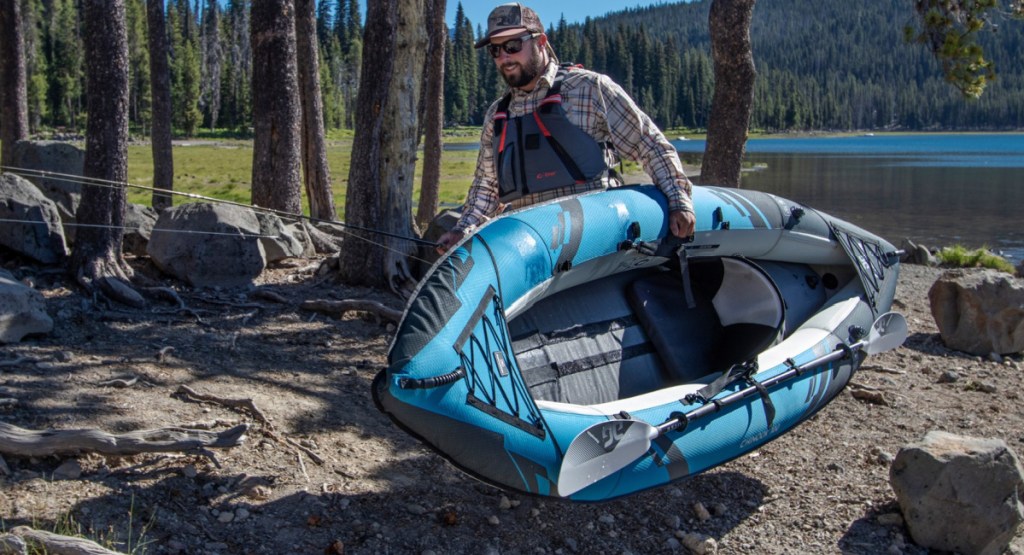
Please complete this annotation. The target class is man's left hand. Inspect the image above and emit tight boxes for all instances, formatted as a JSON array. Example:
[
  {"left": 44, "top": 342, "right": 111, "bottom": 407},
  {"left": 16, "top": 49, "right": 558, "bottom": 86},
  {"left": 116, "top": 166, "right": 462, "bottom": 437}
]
[{"left": 669, "top": 209, "right": 696, "bottom": 239}]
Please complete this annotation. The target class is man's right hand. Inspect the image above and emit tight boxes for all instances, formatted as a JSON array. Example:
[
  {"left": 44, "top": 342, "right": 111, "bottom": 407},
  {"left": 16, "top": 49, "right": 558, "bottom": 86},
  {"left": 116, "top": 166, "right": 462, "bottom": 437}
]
[{"left": 435, "top": 230, "right": 466, "bottom": 254}]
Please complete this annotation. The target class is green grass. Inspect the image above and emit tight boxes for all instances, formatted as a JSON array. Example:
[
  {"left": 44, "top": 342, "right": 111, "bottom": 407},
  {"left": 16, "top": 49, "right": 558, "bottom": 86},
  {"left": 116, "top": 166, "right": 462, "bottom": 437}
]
[
  {"left": 126, "top": 131, "right": 479, "bottom": 220},
  {"left": 935, "top": 244, "right": 1016, "bottom": 273}
]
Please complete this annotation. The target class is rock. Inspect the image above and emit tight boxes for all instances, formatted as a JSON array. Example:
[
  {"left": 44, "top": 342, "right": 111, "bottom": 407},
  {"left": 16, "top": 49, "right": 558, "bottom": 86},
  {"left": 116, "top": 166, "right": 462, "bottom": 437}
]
[
  {"left": 0, "top": 173, "right": 69, "bottom": 264},
  {"left": 52, "top": 459, "right": 83, "bottom": 480},
  {"left": 122, "top": 203, "right": 159, "bottom": 257},
  {"left": 937, "top": 370, "right": 960, "bottom": 383},
  {"left": 0, "top": 269, "right": 53, "bottom": 344},
  {"left": 254, "top": 212, "right": 312, "bottom": 263},
  {"left": 900, "top": 238, "right": 935, "bottom": 266},
  {"left": 681, "top": 532, "right": 718, "bottom": 555},
  {"left": 928, "top": 269, "right": 1024, "bottom": 355},
  {"left": 890, "top": 430, "right": 1024, "bottom": 555},
  {"left": 147, "top": 202, "right": 266, "bottom": 288},
  {"left": 8, "top": 140, "right": 85, "bottom": 232}
]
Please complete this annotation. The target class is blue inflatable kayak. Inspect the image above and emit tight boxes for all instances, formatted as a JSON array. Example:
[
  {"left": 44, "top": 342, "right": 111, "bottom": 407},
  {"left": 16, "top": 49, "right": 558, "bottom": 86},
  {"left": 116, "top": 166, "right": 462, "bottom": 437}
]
[{"left": 374, "top": 184, "right": 903, "bottom": 501}]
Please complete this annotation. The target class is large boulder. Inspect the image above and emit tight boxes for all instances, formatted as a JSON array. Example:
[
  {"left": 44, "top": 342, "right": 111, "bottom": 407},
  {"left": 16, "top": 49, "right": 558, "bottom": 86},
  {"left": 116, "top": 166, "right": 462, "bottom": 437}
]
[
  {"left": 0, "top": 173, "right": 69, "bottom": 264},
  {"left": 8, "top": 140, "right": 85, "bottom": 231},
  {"left": 0, "top": 269, "right": 53, "bottom": 344},
  {"left": 928, "top": 269, "right": 1024, "bottom": 355},
  {"left": 146, "top": 202, "right": 266, "bottom": 288},
  {"left": 890, "top": 431, "right": 1024, "bottom": 555}
]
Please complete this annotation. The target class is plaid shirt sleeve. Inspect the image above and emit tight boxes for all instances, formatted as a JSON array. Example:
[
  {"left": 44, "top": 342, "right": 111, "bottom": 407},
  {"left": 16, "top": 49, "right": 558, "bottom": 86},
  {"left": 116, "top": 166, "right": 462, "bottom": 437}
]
[
  {"left": 595, "top": 74, "right": 694, "bottom": 214},
  {"left": 454, "top": 103, "right": 502, "bottom": 234}
]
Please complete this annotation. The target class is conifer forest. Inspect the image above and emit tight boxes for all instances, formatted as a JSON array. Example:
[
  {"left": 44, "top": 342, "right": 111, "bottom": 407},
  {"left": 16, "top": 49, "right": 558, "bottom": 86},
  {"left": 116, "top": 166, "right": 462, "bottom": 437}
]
[{"left": 13, "top": 0, "right": 1024, "bottom": 137}]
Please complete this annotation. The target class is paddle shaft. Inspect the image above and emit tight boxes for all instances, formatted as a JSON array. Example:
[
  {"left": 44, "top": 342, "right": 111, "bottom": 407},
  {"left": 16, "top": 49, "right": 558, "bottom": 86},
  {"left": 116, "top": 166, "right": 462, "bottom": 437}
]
[{"left": 655, "top": 338, "right": 867, "bottom": 436}]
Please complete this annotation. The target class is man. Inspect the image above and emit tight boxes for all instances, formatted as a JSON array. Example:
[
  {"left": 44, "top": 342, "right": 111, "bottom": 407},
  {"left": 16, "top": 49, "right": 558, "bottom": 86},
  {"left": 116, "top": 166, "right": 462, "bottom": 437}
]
[{"left": 436, "top": 2, "right": 696, "bottom": 253}]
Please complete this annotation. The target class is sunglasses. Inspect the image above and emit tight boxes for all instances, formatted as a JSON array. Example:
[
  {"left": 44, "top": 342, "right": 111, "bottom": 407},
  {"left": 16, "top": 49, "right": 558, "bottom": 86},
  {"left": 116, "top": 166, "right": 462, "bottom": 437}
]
[{"left": 487, "top": 33, "right": 540, "bottom": 58}]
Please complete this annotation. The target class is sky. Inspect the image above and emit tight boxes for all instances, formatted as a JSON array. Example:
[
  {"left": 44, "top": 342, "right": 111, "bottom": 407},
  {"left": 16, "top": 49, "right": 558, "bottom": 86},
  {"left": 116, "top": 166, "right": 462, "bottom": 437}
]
[{"left": 445, "top": 1, "right": 679, "bottom": 31}]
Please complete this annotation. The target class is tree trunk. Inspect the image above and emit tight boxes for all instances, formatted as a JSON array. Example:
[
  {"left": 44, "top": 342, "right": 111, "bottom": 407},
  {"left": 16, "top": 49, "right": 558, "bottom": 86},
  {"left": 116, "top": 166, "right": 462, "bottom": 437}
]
[
  {"left": 415, "top": 0, "right": 446, "bottom": 234},
  {"left": 147, "top": 0, "right": 175, "bottom": 211},
  {"left": 250, "top": 0, "right": 302, "bottom": 214},
  {"left": 73, "top": 0, "right": 143, "bottom": 308},
  {"left": 0, "top": 0, "right": 29, "bottom": 170},
  {"left": 338, "top": 0, "right": 426, "bottom": 292},
  {"left": 295, "top": 0, "right": 336, "bottom": 222},
  {"left": 700, "top": 0, "right": 756, "bottom": 188}
]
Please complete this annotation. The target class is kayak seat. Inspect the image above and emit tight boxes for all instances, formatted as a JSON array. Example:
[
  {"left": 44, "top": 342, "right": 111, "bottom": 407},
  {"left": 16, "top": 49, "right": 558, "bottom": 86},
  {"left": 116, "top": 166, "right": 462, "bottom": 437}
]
[{"left": 627, "top": 257, "right": 785, "bottom": 384}]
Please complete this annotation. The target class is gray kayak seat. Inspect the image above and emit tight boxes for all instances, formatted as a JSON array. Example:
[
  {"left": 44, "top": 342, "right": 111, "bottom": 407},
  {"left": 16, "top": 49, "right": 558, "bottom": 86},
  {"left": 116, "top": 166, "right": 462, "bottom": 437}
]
[{"left": 626, "top": 257, "right": 786, "bottom": 383}]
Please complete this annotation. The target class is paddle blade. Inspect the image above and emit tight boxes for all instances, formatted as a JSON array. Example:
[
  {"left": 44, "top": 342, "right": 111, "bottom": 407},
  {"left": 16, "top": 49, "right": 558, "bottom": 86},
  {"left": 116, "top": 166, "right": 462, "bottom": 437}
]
[
  {"left": 557, "top": 419, "right": 655, "bottom": 497},
  {"left": 864, "top": 312, "right": 908, "bottom": 355}
]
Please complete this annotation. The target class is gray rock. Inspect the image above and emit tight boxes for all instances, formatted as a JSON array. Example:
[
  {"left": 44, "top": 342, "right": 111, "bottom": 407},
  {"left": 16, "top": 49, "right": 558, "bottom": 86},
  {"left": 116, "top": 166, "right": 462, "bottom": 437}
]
[
  {"left": 8, "top": 140, "right": 85, "bottom": 232},
  {"left": 890, "top": 430, "right": 1024, "bottom": 555},
  {"left": 146, "top": 202, "right": 266, "bottom": 288},
  {"left": 900, "top": 238, "right": 935, "bottom": 266},
  {"left": 123, "top": 203, "right": 159, "bottom": 257},
  {"left": 0, "top": 173, "right": 69, "bottom": 263},
  {"left": 254, "top": 213, "right": 311, "bottom": 263},
  {"left": 928, "top": 269, "right": 1024, "bottom": 355},
  {"left": 0, "top": 270, "right": 53, "bottom": 344}
]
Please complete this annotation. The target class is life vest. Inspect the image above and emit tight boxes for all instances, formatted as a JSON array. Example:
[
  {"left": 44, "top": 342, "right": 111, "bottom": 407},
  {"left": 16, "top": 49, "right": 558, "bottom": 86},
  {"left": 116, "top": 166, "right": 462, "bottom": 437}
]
[{"left": 491, "top": 66, "right": 612, "bottom": 202}]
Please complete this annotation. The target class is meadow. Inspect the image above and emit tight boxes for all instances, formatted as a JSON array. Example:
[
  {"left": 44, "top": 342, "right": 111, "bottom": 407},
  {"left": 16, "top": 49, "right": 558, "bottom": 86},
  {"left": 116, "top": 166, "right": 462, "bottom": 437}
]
[{"left": 124, "top": 129, "right": 484, "bottom": 220}]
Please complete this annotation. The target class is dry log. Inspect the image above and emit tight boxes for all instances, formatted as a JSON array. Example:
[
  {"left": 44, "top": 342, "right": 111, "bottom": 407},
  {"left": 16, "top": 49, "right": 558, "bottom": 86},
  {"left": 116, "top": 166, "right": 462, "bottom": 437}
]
[
  {"left": 10, "top": 526, "right": 124, "bottom": 555},
  {"left": 300, "top": 299, "right": 402, "bottom": 323},
  {"left": 0, "top": 421, "right": 248, "bottom": 459}
]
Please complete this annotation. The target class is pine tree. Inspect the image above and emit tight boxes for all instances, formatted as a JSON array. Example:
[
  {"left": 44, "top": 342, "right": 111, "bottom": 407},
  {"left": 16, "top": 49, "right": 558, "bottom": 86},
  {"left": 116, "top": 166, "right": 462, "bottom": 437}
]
[
  {"left": 126, "top": 0, "right": 151, "bottom": 133},
  {"left": 48, "top": 0, "right": 84, "bottom": 130}
]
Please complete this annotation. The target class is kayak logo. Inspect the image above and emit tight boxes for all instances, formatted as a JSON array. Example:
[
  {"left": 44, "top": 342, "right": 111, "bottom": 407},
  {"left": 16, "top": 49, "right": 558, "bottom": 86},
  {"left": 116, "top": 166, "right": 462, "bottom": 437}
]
[
  {"left": 536, "top": 170, "right": 557, "bottom": 180},
  {"left": 587, "top": 421, "right": 629, "bottom": 452}
]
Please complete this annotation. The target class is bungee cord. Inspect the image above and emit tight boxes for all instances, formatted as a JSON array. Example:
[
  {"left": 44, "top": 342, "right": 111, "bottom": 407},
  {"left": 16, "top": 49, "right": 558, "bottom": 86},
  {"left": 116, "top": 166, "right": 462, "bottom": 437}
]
[{"left": 1, "top": 165, "right": 438, "bottom": 266}]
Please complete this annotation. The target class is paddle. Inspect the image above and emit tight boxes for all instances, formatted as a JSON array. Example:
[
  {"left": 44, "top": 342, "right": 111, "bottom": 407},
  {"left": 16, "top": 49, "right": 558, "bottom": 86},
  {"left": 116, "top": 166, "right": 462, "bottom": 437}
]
[{"left": 556, "top": 312, "right": 907, "bottom": 497}]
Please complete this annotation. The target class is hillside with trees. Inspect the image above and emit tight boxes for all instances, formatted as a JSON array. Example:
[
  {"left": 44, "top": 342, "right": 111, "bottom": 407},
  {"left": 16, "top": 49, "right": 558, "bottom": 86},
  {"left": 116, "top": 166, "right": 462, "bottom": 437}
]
[{"left": 9, "top": 0, "right": 1023, "bottom": 137}]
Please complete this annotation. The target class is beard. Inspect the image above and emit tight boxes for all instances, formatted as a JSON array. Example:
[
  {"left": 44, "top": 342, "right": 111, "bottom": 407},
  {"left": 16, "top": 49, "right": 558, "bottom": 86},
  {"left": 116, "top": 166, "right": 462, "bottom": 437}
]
[{"left": 500, "top": 46, "right": 546, "bottom": 89}]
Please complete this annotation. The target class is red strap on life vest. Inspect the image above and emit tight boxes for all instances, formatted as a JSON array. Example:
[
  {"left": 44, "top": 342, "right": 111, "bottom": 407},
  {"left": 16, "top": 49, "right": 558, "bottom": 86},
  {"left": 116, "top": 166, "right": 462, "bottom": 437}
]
[{"left": 495, "top": 112, "right": 508, "bottom": 153}]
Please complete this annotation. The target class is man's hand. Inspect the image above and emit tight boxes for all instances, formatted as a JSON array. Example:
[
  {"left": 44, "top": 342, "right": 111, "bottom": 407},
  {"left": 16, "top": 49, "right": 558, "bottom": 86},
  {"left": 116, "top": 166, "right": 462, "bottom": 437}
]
[
  {"left": 435, "top": 230, "right": 466, "bottom": 254},
  {"left": 669, "top": 209, "right": 696, "bottom": 239}
]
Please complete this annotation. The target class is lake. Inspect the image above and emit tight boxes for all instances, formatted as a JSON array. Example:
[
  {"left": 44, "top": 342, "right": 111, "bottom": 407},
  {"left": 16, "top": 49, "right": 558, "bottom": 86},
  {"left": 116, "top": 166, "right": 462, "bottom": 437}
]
[
  {"left": 672, "top": 133, "right": 1024, "bottom": 263},
  {"left": 445, "top": 133, "right": 1024, "bottom": 263}
]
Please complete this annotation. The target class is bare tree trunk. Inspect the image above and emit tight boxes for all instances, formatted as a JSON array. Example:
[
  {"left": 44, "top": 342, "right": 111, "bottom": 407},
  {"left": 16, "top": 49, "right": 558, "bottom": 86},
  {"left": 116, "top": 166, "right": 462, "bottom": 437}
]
[
  {"left": 700, "top": 0, "right": 756, "bottom": 188},
  {"left": 295, "top": 0, "right": 336, "bottom": 222},
  {"left": 250, "top": 0, "right": 302, "bottom": 214},
  {"left": 415, "top": 0, "right": 446, "bottom": 234},
  {"left": 147, "top": 0, "right": 175, "bottom": 211},
  {"left": 338, "top": 0, "right": 426, "bottom": 291},
  {"left": 73, "top": 0, "right": 143, "bottom": 308},
  {"left": 0, "top": 0, "right": 29, "bottom": 170}
]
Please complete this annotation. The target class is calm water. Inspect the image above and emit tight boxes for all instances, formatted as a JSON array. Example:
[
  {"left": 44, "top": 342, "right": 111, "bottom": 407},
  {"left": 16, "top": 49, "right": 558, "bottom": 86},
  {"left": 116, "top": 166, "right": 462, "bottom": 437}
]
[{"left": 673, "top": 134, "right": 1024, "bottom": 262}]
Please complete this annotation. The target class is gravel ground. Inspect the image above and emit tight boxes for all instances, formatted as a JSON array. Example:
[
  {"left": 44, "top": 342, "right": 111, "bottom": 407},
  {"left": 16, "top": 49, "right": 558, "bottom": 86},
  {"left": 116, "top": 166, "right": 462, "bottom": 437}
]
[{"left": 1, "top": 259, "right": 1023, "bottom": 554}]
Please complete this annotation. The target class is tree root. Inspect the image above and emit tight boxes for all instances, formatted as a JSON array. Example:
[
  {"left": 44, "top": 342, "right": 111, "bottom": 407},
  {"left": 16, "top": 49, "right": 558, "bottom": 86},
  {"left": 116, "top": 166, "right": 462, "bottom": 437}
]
[{"left": 300, "top": 299, "right": 402, "bottom": 324}]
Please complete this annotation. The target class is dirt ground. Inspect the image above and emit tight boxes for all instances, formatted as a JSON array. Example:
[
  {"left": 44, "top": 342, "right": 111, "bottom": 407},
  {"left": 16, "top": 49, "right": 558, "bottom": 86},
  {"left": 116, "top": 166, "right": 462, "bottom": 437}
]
[{"left": 1, "top": 256, "right": 1023, "bottom": 555}]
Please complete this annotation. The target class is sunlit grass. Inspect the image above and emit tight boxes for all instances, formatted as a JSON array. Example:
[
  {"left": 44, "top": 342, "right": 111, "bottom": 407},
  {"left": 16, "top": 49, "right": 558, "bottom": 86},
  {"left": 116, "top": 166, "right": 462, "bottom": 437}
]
[
  {"left": 126, "top": 131, "right": 478, "bottom": 221},
  {"left": 936, "top": 244, "right": 1016, "bottom": 273}
]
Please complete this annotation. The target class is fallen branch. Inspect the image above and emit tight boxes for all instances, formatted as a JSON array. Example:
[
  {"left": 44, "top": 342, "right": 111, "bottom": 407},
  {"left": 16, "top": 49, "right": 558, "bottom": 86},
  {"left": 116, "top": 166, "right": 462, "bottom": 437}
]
[
  {"left": 9, "top": 526, "right": 124, "bottom": 555},
  {"left": 0, "top": 421, "right": 248, "bottom": 460},
  {"left": 173, "top": 387, "right": 326, "bottom": 465},
  {"left": 96, "top": 376, "right": 139, "bottom": 389},
  {"left": 300, "top": 299, "right": 402, "bottom": 323},
  {"left": 174, "top": 385, "right": 272, "bottom": 426}
]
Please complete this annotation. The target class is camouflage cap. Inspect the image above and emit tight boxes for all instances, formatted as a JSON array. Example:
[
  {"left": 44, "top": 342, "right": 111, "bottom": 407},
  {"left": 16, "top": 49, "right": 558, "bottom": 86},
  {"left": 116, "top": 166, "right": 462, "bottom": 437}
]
[{"left": 474, "top": 3, "right": 545, "bottom": 49}]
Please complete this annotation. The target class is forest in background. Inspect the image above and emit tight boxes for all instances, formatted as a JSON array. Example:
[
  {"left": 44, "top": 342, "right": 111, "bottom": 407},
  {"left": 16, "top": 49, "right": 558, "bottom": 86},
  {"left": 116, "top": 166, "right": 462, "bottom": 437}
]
[{"left": 12, "top": 0, "right": 1024, "bottom": 138}]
